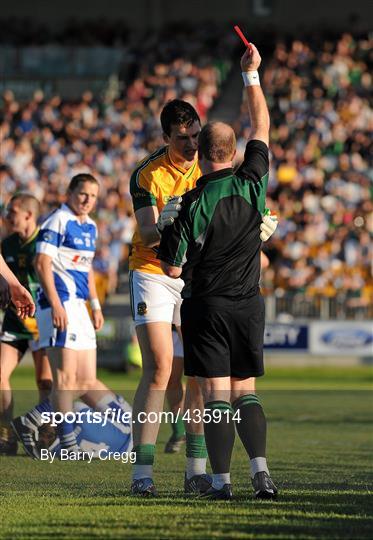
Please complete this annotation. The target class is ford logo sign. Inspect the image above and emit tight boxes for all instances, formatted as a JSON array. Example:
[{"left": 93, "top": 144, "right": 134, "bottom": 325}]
[{"left": 321, "top": 330, "right": 373, "bottom": 348}]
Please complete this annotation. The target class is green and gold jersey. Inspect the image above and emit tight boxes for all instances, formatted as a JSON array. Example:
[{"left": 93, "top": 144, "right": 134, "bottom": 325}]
[
  {"left": 1, "top": 228, "right": 40, "bottom": 301},
  {"left": 1, "top": 228, "right": 40, "bottom": 341},
  {"left": 129, "top": 146, "right": 201, "bottom": 274}
]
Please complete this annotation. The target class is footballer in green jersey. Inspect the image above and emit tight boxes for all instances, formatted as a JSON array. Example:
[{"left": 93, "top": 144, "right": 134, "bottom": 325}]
[
  {"left": 1, "top": 227, "right": 40, "bottom": 348},
  {"left": 0, "top": 194, "right": 52, "bottom": 455}
]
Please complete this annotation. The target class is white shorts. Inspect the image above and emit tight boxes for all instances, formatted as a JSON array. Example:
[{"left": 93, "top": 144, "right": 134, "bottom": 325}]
[
  {"left": 129, "top": 270, "right": 184, "bottom": 326},
  {"left": 36, "top": 299, "right": 96, "bottom": 350},
  {"left": 172, "top": 329, "right": 184, "bottom": 358}
]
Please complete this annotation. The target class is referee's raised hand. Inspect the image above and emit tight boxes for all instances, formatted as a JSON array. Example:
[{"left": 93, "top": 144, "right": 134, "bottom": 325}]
[{"left": 240, "top": 43, "right": 262, "bottom": 72}]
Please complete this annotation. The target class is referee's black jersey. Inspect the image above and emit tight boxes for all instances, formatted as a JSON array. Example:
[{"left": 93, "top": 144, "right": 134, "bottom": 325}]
[{"left": 157, "top": 139, "right": 269, "bottom": 300}]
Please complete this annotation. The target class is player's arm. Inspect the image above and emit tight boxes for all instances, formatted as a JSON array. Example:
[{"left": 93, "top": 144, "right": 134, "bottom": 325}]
[
  {"left": 0, "top": 253, "right": 19, "bottom": 286},
  {"left": 131, "top": 167, "right": 182, "bottom": 247},
  {"left": 160, "top": 261, "right": 182, "bottom": 279},
  {"left": 0, "top": 253, "right": 35, "bottom": 317},
  {"left": 34, "top": 253, "right": 68, "bottom": 331},
  {"left": 135, "top": 197, "right": 183, "bottom": 248},
  {"left": 134, "top": 206, "right": 161, "bottom": 247},
  {"left": 236, "top": 44, "right": 270, "bottom": 191},
  {"left": 130, "top": 167, "right": 159, "bottom": 247},
  {"left": 0, "top": 273, "right": 10, "bottom": 309},
  {"left": 243, "top": 45, "right": 278, "bottom": 240},
  {"left": 260, "top": 252, "right": 270, "bottom": 270},
  {"left": 237, "top": 44, "right": 277, "bottom": 234},
  {"left": 241, "top": 44, "right": 270, "bottom": 146},
  {"left": 35, "top": 213, "right": 69, "bottom": 329},
  {"left": 88, "top": 268, "right": 104, "bottom": 331}
]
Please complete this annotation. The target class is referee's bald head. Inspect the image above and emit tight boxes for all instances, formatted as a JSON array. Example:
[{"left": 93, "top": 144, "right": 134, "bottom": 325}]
[{"left": 198, "top": 122, "right": 236, "bottom": 163}]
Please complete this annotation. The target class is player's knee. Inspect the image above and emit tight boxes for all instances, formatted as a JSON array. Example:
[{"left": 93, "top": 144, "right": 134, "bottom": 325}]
[
  {"left": 186, "top": 376, "right": 203, "bottom": 396},
  {"left": 144, "top": 350, "right": 173, "bottom": 379},
  {"left": 144, "top": 363, "right": 173, "bottom": 388},
  {"left": 55, "top": 371, "right": 76, "bottom": 390},
  {"left": 0, "top": 362, "right": 15, "bottom": 384},
  {"left": 0, "top": 378, "right": 10, "bottom": 390},
  {"left": 0, "top": 365, "right": 12, "bottom": 386}
]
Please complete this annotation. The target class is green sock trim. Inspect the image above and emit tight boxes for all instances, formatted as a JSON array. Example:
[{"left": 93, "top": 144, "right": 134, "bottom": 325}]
[
  {"left": 205, "top": 400, "right": 233, "bottom": 414},
  {"left": 172, "top": 416, "right": 185, "bottom": 439},
  {"left": 186, "top": 433, "right": 207, "bottom": 458},
  {"left": 232, "top": 394, "right": 260, "bottom": 411},
  {"left": 133, "top": 444, "right": 155, "bottom": 465}
]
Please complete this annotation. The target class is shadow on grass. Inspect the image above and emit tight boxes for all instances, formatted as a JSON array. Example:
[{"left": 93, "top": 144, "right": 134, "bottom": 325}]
[{"left": 3, "top": 484, "right": 373, "bottom": 540}]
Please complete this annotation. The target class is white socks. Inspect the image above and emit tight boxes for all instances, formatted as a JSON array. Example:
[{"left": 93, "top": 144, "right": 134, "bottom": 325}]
[
  {"left": 250, "top": 457, "right": 269, "bottom": 478},
  {"left": 133, "top": 465, "right": 153, "bottom": 481},
  {"left": 185, "top": 457, "right": 207, "bottom": 479},
  {"left": 212, "top": 473, "right": 231, "bottom": 490}
]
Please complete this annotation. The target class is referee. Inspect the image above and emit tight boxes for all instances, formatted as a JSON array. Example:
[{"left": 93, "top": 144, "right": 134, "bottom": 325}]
[{"left": 158, "top": 43, "right": 277, "bottom": 500}]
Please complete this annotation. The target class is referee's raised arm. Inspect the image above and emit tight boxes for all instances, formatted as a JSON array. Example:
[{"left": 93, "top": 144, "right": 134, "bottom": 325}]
[{"left": 241, "top": 44, "right": 270, "bottom": 147}]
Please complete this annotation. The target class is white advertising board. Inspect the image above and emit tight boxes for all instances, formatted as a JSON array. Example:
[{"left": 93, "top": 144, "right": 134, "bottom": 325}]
[{"left": 310, "top": 321, "right": 373, "bottom": 356}]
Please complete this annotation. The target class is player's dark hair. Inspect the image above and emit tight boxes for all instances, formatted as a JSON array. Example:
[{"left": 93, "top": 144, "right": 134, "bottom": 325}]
[
  {"left": 67, "top": 173, "right": 99, "bottom": 193},
  {"left": 9, "top": 193, "right": 41, "bottom": 219},
  {"left": 161, "top": 99, "right": 200, "bottom": 137}
]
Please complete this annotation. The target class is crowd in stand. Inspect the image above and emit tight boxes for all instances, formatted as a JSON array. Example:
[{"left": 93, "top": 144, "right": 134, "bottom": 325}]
[
  {"left": 1, "top": 24, "right": 235, "bottom": 300},
  {"left": 1, "top": 26, "right": 372, "bottom": 310},
  {"left": 235, "top": 32, "right": 372, "bottom": 310}
]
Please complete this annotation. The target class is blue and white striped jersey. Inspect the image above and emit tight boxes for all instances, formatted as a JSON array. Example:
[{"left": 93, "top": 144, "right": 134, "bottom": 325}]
[{"left": 36, "top": 204, "right": 97, "bottom": 307}]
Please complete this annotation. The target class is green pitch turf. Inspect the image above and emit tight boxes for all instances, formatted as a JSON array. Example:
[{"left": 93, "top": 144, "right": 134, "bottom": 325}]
[{"left": 1, "top": 366, "right": 372, "bottom": 539}]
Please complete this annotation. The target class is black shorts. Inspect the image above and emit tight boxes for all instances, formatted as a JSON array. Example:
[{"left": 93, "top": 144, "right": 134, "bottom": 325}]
[
  {"left": 181, "top": 294, "right": 265, "bottom": 379},
  {"left": 0, "top": 308, "right": 37, "bottom": 355}
]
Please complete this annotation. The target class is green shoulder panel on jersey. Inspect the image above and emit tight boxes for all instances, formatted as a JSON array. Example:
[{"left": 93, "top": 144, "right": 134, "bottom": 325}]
[
  {"left": 130, "top": 147, "right": 167, "bottom": 211},
  {"left": 190, "top": 172, "right": 268, "bottom": 245},
  {"left": 247, "top": 172, "right": 268, "bottom": 215}
]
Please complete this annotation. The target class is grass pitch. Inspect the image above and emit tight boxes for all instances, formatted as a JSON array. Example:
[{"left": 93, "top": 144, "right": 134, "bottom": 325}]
[{"left": 1, "top": 366, "right": 372, "bottom": 539}]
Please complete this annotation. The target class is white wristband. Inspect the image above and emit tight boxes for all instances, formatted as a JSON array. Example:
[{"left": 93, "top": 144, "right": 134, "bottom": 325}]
[
  {"left": 242, "top": 71, "right": 260, "bottom": 87},
  {"left": 90, "top": 298, "right": 101, "bottom": 311}
]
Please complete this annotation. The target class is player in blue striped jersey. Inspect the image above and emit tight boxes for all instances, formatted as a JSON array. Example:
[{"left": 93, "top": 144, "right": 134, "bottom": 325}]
[
  {"left": 36, "top": 206, "right": 97, "bottom": 317},
  {"left": 35, "top": 174, "right": 101, "bottom": 354},
  {"left": 12, "top": 175, "right": 129, "bottom": 458}
]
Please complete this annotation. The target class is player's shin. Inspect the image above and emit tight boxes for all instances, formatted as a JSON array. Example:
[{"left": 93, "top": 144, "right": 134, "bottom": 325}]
[
  {"left": 232, "top": 393, "right": 268, "bottom": 475},
  {"left": 232, "top": 393, "right": 277, "bottom": 498},
  {"left": 184, "top": 378, "right": 208, "bottom": 479},
  {"left": 203, "top": 401, "right": 235, "bottom": 490}
]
